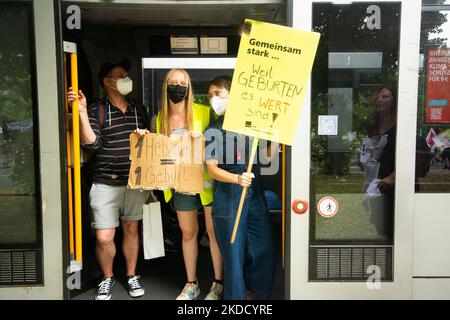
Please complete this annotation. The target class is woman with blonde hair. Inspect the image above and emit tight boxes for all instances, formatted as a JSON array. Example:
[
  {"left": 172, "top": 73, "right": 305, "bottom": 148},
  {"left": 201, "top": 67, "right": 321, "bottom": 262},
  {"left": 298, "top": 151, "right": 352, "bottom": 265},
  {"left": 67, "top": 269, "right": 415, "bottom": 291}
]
[{"left": 149, "top": 68, "right": 223, "bottom": 300}]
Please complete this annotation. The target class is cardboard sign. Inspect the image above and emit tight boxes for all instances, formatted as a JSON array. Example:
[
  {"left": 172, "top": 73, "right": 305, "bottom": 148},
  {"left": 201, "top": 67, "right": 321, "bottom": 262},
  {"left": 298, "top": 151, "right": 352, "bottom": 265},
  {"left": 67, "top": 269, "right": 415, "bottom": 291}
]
[
  {"left": 426, "top": 48, "right": 450, "bottom": 123},
  {"left": 128, "top": 133, "right": 204, "bottom": 194},
  {"left": 223, "top": 19, "right": 320, "bottom": 145}
]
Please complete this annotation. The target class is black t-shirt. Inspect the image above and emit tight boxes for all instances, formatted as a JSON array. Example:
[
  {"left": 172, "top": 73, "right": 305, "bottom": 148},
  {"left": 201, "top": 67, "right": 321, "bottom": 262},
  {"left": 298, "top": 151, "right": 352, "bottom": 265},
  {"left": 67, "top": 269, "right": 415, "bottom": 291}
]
[{"left": 378, "top": 126, "right": 396, "bottom": 180}]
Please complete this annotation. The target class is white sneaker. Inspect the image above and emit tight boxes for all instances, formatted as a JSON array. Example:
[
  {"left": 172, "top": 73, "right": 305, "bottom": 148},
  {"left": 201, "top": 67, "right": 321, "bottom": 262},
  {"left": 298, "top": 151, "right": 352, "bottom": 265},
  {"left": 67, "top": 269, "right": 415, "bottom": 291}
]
[
  {"left": 205, "top": 282, "right": 223, "bottom": 300},
  {"left": 176, "top": 282, "right": 200, "bottom": 300}
]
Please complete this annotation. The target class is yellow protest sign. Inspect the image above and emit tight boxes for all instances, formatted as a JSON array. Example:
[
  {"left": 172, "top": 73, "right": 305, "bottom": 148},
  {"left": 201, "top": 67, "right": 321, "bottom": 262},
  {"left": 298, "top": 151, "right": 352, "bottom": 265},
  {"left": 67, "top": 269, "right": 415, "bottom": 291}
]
[
  {"left": 223, "top": 19, "right": 320, "bottom": 145},
  {"left": 128, "top": 133, "right": 204, "bottom": 194}
]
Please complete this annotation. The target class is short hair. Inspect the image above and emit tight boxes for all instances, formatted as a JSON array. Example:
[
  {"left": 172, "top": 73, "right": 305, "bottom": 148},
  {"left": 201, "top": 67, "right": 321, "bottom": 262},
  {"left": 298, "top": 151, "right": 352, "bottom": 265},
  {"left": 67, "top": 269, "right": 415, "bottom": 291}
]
[
  {"left": 207, "top": 75, "right": 232, "bottom": 92},
  {"left": 98, "top": 58, "right": 131, "bottom": 88}
]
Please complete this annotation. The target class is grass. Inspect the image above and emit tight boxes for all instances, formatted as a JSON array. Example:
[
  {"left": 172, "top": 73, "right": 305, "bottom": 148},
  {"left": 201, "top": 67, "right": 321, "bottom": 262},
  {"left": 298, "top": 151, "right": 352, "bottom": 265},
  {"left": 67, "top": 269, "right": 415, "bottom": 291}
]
[
  {"left": 310, "top": 167, "right": 450, "bottom": 241},
  {"left": 311, "top": 173, "right": 387, "bottom": 241},
  {"left": 416, "top": 169, "right": 450, "bottom": 193}
]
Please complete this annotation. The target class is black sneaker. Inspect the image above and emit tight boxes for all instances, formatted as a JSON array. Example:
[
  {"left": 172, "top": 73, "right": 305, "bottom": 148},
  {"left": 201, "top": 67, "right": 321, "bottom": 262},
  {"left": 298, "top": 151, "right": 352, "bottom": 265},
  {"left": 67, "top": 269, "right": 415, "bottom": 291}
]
[
  {"left": 95, "top": 277, "right": 115, "bottom": 300},
  {"left": 126, "top": 275, "right": 145, "bottom": 298}
]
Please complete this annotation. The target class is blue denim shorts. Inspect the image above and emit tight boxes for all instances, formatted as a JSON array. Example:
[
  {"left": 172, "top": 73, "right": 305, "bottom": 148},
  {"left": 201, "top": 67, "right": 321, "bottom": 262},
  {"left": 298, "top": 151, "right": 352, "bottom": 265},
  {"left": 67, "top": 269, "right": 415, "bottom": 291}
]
[{"left": 172, "top": 192, "right": 203, "bottom": 211}]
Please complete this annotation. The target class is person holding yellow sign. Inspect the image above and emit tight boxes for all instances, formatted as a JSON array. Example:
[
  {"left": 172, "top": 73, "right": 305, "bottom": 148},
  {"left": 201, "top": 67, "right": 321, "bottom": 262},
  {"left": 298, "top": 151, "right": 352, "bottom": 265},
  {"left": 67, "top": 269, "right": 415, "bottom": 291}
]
[
  {"left": 149, "top": 68, "right": 223, "bottom": 300},
  {"left": 205, "top": 75, "right": 276, "bottom": 300}
]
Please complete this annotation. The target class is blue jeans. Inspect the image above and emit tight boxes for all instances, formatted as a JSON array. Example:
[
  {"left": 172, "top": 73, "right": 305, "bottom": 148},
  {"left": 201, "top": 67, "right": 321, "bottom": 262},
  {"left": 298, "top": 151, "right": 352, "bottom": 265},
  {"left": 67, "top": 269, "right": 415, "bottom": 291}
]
[{"left": 212, "top": 179, "right": 275, "bottom": 300}]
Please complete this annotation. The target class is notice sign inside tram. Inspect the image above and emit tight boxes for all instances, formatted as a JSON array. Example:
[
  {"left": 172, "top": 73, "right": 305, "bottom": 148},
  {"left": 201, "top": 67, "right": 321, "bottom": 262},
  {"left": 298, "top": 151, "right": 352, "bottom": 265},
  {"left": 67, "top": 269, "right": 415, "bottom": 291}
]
[
  {"left": 426, "top": 48, "right": 450, "bottom": 123},
  {"left": 128, "top": 133, "right": 204, "bottom": 194},
  {"left": 223, "top": 19, "right": 320, "bottom": 145}
]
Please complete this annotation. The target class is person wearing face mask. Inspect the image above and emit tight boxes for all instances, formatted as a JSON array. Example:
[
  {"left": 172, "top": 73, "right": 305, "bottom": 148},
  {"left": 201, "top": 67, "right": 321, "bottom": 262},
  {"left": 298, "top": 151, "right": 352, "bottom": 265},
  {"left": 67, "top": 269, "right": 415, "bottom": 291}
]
[
  {"left": 150, "top": 68, "right": 223, "bottom": 300},
  {"left": 67, "top": 59, "right": 149, "bottom": 300},
  {"left": 204, "top": 75, "right": 276, "bottom": 300}
]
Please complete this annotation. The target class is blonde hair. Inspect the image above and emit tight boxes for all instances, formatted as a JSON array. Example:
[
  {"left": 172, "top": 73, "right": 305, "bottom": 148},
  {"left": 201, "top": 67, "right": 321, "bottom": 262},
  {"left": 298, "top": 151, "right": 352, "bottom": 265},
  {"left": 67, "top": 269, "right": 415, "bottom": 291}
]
[{"left": 160, "top": 68, "right": 194, "bottom": 136}]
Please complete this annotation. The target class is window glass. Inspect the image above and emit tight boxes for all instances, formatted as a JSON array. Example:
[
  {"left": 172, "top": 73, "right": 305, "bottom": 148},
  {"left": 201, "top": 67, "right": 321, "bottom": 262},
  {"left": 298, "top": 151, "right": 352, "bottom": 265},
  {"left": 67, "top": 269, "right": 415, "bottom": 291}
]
[
  {"left": 0, "top": 3, "right": 40, "bottom": 245},
  {"left": 415, "top": 4, "right": 450, "bottom": 192},
  {"left": 310, "top": 2, "right": 401, "bottom": 244}
]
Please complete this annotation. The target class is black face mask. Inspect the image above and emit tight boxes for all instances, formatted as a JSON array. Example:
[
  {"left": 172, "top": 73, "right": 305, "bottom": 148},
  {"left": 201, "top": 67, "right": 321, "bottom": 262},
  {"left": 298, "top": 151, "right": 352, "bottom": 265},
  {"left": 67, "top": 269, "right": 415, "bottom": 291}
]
[{"left": 167, "top": 85, "right": 188, "bottom": 104}]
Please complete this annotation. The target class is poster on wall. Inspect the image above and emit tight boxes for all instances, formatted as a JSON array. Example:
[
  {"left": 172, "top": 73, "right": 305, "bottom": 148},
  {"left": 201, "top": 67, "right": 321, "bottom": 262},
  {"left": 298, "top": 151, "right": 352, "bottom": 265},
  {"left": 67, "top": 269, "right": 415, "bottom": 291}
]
[{"left": 426, "top": 47, "right": 450, "bottom": 123}]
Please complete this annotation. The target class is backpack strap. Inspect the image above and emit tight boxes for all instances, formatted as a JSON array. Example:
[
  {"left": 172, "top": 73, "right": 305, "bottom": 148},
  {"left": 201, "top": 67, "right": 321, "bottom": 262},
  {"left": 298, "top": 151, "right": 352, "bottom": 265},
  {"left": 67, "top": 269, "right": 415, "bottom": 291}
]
[
  {"left": 96, "top": 100, "right": 108, "bottom": 126},
  {"left": 128, "top": 98, "right": 150, "bottom": 130},
  {"left": 96, "top": 97, "right": 147, "bottom": 129}
]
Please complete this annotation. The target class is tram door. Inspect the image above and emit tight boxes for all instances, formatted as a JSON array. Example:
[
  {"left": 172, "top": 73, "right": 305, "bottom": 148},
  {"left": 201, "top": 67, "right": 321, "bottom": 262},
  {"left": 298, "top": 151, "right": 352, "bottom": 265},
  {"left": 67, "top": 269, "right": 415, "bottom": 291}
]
[
  {"left": 288, "top": 0, "right": 422, "bottom": 299},
  {"left": 412, "top": 1, "right": 450, "bottom": 299}
]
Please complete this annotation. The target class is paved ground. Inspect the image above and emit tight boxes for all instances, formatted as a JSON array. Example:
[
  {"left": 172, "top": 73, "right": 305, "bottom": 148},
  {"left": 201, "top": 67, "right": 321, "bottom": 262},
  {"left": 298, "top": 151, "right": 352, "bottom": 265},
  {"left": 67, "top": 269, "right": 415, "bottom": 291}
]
[{"left": 72, "top": 214, "right": 285, "bottom": 301}]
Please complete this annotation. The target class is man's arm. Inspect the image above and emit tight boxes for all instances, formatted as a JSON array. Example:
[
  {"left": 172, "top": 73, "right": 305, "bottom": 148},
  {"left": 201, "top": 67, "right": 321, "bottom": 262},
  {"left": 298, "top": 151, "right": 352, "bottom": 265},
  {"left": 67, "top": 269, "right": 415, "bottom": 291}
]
[{"left": 67, "top": 88, "right": 100, "bottom": 149}]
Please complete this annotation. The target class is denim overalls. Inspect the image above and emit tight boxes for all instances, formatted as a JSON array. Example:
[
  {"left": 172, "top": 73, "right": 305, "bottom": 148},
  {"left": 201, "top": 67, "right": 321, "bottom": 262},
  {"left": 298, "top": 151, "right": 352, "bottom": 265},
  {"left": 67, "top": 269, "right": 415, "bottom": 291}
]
[{"left": 205, "top": 117, "right": 276, "bottom": 300}]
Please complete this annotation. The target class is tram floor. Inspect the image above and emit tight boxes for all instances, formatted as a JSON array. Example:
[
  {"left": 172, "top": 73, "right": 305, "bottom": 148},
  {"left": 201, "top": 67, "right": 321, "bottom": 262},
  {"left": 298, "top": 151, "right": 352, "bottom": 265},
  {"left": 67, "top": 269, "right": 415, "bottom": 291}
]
[{"left": 72, "top": 214, "right": 285, "bottom": 300}]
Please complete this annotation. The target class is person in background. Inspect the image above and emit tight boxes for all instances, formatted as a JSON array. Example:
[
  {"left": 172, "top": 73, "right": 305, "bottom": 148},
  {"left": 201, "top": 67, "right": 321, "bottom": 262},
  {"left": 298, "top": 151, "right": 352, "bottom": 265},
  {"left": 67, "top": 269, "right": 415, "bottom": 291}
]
[
  {"left": 205, "top": 75, "right": 276, "bottom": 300},
  {"left": 149, "top": 68, "right": 223, "bottom": 300},
  {"left": 363, "top": 85, "right": 397, "bottom": 238},
  {"left": 68, "top": 59, "right": 148, "bottom": 300}
]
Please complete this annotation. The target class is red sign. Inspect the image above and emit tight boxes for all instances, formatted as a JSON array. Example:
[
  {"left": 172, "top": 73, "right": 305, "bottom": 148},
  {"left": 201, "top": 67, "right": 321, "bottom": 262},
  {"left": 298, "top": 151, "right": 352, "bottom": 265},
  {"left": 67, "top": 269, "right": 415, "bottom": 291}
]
[{"left": 426, "top": 48, "right": 450, "bottom": 123}]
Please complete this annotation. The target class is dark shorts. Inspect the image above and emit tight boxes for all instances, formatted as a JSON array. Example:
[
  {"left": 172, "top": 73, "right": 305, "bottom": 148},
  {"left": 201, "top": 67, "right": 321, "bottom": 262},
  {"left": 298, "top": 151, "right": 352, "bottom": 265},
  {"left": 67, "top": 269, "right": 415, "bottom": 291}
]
[{"left": 172, "top": 192, "right": 203, "bottom": 212}]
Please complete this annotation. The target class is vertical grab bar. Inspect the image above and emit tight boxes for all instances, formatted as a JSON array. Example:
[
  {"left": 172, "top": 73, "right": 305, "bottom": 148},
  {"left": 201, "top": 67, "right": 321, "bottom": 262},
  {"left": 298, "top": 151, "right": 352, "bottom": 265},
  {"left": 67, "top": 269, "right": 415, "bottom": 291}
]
[
  {"left": 64, "top": 56, "right": 75, "bottom": 261},
  {"left": 64, "top": 41, "right": 82, "bottom": 272}
]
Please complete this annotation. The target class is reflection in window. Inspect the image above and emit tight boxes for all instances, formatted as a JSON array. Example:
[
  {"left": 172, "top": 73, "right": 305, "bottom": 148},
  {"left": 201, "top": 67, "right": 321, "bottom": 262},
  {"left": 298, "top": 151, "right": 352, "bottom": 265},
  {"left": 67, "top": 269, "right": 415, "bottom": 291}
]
[
  {"left": 0, "top": 3, "right": 40, "bottom": 245},
  {"left": 416, "top": 5, "right": 450, "bottom": 193},
  {"left": 310, "top": 3, "right": 401, "bottom": 244}
]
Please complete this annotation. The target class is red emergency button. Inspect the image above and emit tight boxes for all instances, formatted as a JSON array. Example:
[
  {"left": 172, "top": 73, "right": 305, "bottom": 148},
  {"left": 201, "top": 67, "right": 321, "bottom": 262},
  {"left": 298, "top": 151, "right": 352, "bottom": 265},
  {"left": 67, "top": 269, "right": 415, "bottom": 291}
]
[{"left": 292, "top": 199, "right": 308, "bottom": 214}]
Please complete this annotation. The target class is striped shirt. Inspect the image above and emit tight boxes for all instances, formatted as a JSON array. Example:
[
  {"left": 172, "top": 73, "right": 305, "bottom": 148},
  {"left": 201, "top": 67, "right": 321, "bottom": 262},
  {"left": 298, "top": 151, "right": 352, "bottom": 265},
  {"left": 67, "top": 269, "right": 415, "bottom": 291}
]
[{"left": 82, "top": 99, "right": 148, "bottom": 186}]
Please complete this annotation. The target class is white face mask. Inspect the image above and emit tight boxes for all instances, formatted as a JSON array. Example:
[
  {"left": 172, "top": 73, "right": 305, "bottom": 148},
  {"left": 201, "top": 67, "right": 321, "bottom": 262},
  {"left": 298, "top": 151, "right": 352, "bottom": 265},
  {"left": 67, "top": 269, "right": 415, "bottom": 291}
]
[
  {"left": 114, "top": 77, "right": 133, "bottom": 96},
  {"left": 210, "top": 96, "right": 228, "bottom": 116}
]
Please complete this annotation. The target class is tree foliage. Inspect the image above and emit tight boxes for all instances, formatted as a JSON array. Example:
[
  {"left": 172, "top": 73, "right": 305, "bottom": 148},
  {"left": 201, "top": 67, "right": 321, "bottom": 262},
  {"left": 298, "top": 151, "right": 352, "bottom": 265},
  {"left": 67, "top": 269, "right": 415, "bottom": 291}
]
[{"left": 0, "top": 4, "right": 36, "bottom": 194}]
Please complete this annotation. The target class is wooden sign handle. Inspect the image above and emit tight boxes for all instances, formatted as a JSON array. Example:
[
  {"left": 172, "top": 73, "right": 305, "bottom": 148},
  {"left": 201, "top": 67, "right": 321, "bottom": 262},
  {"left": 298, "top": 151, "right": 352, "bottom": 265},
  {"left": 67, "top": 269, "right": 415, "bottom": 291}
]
[{"left": 230, "top": 137, "right": 259, "bottom": 244}]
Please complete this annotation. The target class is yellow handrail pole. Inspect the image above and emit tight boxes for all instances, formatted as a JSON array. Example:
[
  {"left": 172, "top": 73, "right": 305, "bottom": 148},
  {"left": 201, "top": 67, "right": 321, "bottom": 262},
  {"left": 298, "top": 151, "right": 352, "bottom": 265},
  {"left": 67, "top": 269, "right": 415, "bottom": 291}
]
[
  {"left": 70, "top": 52, "right": 82, "bottom": 264},
  {"left": 64, "top": 55, "right": 75, "bottom": 259}
]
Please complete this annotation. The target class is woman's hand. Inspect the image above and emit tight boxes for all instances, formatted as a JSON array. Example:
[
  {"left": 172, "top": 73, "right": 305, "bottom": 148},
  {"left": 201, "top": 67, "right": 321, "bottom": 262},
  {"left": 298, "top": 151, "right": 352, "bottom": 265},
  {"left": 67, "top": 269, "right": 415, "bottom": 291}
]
[
  {"left": 377, "top": 174, "right": 395, "bottom": 193},
  {"left": 67, "top": 87, "right": 87, "bottom": 113},
  {"left": 134, "top": 129, "right": 149, "bottom": 136},
  {"left": 237, "top": 172, "right": 255, "bottom": 188}
]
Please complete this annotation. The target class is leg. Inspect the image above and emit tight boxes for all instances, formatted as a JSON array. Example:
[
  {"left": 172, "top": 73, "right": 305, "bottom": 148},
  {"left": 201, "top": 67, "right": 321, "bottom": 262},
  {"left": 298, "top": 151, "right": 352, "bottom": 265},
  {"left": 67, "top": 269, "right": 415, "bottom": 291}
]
[
  {"left": 177, "top": 210, "right": 199, "bottom": 282},
  {"left": 89, "top": 183, "right": 122, "bottom": 278},
  {"left": 213, "top": 214, "right": 247, "bottom": 300},
  {"left": 121, "top": 220, "right": 140, "bottom": 276},
  {"left": 204, "top": 206, "right": 223, "bottom": 281},
  {"left": 122, "top": 189, "right": 148, "bottom": 276},
  {"left": 95, "top": 229, "right": 116, "bottom": 278},
  {"left": 245, "top": 187, "right": 276, "bottom": 299},
  {"left": 212, "top": 183, "right": 249, "bottom": 300}
]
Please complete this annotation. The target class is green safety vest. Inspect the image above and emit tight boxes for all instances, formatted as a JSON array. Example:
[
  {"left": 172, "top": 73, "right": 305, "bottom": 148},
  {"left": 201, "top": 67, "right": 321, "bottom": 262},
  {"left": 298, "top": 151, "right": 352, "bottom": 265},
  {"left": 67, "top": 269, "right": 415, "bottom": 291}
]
[{"left": 156, "top": 103, "right": 214, "bottom": 205}]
